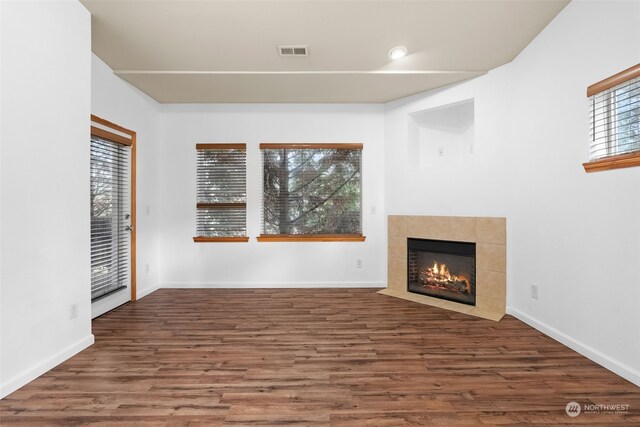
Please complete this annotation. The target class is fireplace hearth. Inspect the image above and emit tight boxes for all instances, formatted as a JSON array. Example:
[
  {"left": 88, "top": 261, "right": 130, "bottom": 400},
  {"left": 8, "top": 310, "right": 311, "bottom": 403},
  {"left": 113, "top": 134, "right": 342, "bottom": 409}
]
[{"left": 407, "top": 238, "right": 476, "bottom": 306}]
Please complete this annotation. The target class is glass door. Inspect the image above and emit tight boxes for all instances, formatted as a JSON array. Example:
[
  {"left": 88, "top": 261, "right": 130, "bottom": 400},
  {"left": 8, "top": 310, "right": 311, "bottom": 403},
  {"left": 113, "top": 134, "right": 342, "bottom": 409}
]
[{"left": 89, "top": 122, "right": 134, "bottom": 318}]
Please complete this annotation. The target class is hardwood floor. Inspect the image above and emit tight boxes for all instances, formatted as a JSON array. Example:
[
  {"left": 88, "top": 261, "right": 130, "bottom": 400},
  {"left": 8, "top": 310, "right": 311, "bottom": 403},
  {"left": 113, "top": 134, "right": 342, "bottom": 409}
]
[{"left": 1, "top": 288, "right": 638, "bottom": 426}]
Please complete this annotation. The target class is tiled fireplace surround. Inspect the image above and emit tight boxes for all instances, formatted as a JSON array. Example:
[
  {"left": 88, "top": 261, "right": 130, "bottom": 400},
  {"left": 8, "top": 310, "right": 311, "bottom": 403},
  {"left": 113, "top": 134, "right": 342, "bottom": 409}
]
[{"left": 380, "top": 216, "right": 506, "bottom": 321}]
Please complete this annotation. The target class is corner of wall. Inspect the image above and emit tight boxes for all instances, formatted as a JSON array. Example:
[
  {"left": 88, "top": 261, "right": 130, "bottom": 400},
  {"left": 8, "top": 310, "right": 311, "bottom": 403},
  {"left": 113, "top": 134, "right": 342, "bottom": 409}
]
[
  {"left": 507, "top": 306, "right": 640, "bottom": 387},
  {"left": 0, "top": 334, "right": 95, "bottom": 399}
]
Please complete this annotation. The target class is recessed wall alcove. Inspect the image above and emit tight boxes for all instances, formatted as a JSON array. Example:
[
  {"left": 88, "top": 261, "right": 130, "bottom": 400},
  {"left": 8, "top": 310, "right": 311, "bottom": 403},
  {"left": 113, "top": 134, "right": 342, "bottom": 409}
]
[
  {"left": 381, "top": 215, "right": 506, "bottom": 321},
  {"left": 408, "top": 99, "right": 475, "bottom": 168}
]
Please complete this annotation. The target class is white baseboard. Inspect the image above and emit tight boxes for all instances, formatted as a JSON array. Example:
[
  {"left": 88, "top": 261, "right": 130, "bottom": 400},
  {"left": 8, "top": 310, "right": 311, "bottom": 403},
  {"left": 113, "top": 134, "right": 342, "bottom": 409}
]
[
  {"left": 0, "top": 334, "right": 95, "bottom": 399},
  {"left": 136, "top": 285, "right": 159, "bottom": 299},
  {"left": 161, "top": 281, "right": 386, "bottom": 289},
  {"left": 507, "top": 306, "right": 640, "bottom": 387}
]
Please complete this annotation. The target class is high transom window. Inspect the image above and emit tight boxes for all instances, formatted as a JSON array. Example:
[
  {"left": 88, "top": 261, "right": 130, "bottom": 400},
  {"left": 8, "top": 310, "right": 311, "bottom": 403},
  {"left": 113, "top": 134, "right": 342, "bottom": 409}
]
[{"left": 584, "top": 64, "right": 640, "bottom": 172}]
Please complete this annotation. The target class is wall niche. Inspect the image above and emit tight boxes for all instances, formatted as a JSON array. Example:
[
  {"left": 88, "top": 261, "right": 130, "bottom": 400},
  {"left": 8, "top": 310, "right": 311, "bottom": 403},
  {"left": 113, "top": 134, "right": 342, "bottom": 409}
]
[{"left": 408, "top": 99, "right": 475, "bottom": 168}]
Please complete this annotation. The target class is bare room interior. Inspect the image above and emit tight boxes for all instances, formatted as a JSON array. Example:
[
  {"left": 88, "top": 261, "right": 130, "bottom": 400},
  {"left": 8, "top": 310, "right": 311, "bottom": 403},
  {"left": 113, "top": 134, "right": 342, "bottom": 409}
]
[{"left": 1, "top": 0, "right": 639, "bottom": 425}]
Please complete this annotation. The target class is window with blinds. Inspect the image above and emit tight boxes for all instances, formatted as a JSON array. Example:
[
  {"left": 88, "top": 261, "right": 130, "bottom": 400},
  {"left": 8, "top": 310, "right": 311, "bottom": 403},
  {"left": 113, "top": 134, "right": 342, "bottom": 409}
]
[
  {"left": 585, "top": 63, "right": 640, "bottom": 172},
  {"left": 90, "top": 135, "right": 130, "bottom": 300},
  {"left": 195, "top": 144, "right": 248, "bottom": 242},
  {"left": 259, "top": 143, "right": 364, "bottom": 241}
]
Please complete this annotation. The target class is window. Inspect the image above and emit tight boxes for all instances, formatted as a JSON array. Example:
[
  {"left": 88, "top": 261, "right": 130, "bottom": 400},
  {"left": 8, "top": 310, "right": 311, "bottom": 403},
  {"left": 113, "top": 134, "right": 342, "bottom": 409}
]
[
  {"left": 194, "top": 144, "right": 248, "bottom": 242},
  {"left": 584, "top": 63, "right": 640, "bottom": 172},
  {"left": 258, "top": 143, "right": 364, "bottom": 242}
]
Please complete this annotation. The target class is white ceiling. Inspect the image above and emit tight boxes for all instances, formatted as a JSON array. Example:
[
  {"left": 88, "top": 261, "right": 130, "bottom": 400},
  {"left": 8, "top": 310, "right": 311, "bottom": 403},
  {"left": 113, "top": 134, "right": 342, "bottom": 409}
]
[{"left": 81, "top": 0, "right": 569, "bottom": 103}]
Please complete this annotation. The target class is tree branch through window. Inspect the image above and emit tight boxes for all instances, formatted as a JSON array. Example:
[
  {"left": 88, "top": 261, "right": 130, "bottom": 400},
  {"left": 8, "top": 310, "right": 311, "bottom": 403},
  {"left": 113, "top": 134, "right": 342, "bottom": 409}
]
[{"left": 261, "top": 144, "right": 363, "bottom": 236}]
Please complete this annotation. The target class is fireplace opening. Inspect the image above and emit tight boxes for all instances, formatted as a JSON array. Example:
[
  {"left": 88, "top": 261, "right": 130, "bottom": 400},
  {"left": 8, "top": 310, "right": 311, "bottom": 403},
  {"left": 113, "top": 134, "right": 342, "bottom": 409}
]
[{"left": 407, "top": 238, "right": 476, "bottom": 306}]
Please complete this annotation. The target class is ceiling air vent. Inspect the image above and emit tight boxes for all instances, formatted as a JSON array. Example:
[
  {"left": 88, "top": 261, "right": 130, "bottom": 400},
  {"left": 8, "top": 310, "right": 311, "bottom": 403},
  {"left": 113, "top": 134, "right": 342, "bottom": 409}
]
[{"left": 278, "top": 45, "right": 308, "bottom": 56}]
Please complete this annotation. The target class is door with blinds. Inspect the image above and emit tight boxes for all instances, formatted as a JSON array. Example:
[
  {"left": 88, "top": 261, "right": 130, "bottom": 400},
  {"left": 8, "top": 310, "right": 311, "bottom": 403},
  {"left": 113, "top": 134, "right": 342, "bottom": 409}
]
[{"left": 90, "top": 115, "right": 136, "bottom": 318}]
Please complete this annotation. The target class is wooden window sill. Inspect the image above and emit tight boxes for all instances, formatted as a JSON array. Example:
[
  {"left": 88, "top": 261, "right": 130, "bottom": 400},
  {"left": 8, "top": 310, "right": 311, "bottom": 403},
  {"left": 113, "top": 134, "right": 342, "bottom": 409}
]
[
  {"left": 193, "top": 236, "right": 249, "bottom": 242},
  {"left": 257, "top": 234, "right": 366, "bottom": 242},
  {"left": 583, "top": 151, "right": 640, "bottom": 173},
  {"left": 197, "top": 203, "right": 246, "bottom": 209}
]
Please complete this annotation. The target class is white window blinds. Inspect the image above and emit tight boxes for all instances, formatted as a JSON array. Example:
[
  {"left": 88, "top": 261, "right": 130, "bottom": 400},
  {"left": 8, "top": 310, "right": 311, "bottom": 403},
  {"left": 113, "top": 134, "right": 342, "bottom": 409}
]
[
  {"left": 90, "top": 135, "right": 131, "bottom": 300},
  {"left": 196, "top": 144, "right": 247, "bottom": 240},
  {"left": 588, "top": 66, "right": 640, "bottom": 161},
  {"left": 260, "top": 143, "right": 362, "bottom": 237}
]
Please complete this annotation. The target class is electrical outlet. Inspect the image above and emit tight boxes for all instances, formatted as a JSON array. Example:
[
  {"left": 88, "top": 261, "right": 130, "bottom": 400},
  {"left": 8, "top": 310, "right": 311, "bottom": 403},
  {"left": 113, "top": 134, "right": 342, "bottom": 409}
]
[
  {"left": 69, "top": 303, "right": 78, "bottom": 319},
  {"left": 531, "top": 284, "right": 539, "bottom": 300},
  {"left": 356, "top": 259, "right": 363, "bottom": 269},
  {"left": 438, "top": 147, "right": 444, "bottom": 156},
  {"left": 370, "top": 206, "right": 377, "bottom": 215},
  {"left": 470, "top": 144, "right": 475, "bottom": 154},
  {"left": 145, "top": 206, "right": 151, "bottom": 215},
  {"left": 145, "top": 263, "right": 150, "bottom": 274}
]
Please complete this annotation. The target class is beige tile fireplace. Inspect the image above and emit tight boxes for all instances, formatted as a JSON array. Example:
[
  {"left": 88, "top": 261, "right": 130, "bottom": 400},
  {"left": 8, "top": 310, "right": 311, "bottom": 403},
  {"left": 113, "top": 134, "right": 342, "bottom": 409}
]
[{"left": 380, "top": 215, "right": 506, "bottom": 321}]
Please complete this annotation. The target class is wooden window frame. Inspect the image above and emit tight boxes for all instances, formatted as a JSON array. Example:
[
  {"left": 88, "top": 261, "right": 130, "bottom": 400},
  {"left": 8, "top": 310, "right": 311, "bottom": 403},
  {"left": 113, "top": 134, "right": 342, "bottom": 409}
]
[
  {"left": 194, "top": 143, "right": 248, "bottom": 243},
  {"left": 583, "top": 64, "right": 640, "bottom": 173},
  {"left": 90, "top": 114, "right": 137, "bottom": 301},
  {"left": 258, "top": 143, "right": 366, "bottom": 243}
]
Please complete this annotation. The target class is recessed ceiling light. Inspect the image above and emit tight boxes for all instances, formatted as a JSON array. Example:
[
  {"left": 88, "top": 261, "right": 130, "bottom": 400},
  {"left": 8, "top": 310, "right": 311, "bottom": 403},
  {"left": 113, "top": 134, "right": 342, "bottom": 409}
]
[{"left": 388, "top": 45, "right": 408, "bottom": 60}]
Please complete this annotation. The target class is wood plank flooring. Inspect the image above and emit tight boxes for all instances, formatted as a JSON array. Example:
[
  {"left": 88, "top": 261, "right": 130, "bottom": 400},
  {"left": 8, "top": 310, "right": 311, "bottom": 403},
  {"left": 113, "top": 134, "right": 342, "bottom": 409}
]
[{"left": 1, "top": 288, "right": 638, "bottom": 426}]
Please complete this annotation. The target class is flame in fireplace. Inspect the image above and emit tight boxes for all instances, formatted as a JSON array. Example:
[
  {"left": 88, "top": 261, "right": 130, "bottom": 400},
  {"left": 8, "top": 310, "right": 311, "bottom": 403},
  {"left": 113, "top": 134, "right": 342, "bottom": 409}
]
[
  {"left": 421, "top": 261, "right": 471, "bottom": 294},
  {"left": 432, "top": 261, "right": 451, "bottom": 278}
]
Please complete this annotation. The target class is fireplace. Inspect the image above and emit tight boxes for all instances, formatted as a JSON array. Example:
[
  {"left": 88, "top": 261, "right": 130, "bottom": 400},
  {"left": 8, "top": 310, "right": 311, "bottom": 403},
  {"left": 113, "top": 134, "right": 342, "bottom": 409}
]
[{"left": 407, "top": 238, "right": 476, "bottom": 306}]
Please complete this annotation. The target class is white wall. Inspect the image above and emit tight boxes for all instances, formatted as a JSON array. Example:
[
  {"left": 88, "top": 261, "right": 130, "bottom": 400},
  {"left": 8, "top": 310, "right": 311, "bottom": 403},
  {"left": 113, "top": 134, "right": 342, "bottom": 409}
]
[
  {"left": 384, "top": 0, "right": 640, "bottom": 385},
  {"left": 91, "top": 54, "right": 162, "bottom": 299},
  {"left": 506, "top": 0, "right": 640, "bottom": 385},
  {"left": 0, "top": 1, "right": 93, "bottom": 398},
  {"left": 0, "top": 1, "right": 4, "bottom": 395},
  {"left": 158, "top": 105, "right": 386, "bottom": 287}
]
